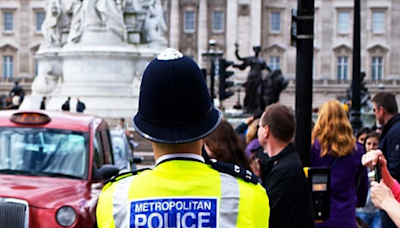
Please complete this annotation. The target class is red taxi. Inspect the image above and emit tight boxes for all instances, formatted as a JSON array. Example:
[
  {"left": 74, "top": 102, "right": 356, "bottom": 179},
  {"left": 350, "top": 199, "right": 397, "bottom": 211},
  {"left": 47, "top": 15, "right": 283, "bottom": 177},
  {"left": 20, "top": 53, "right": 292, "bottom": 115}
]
[{"left": 0, "top": 110, "right": 120, "bottom": 228}]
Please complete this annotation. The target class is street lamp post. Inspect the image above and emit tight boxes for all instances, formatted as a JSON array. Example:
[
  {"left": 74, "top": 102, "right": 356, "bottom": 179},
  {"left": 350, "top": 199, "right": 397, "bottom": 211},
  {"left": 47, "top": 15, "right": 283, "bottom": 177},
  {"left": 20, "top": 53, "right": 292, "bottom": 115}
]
[
  {"left": 295, "top": 0, "right": 315, "bottom": 167},
  {"left": 209, "top": 40, "right": 216, "bottom": 107},
  {"left": 202, "top": 39, "right": 218, "bottom": 107},
  {"left": 350, "top": 0, "right": 363, "bottom": 134}
]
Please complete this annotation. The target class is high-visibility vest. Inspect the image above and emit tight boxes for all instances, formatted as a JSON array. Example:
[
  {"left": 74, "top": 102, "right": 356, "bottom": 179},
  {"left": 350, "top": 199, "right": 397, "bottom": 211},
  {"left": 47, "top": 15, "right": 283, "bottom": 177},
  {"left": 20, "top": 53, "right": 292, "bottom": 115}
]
[{"left": 97, "top": 160, "right": 270, "bottom": 228}]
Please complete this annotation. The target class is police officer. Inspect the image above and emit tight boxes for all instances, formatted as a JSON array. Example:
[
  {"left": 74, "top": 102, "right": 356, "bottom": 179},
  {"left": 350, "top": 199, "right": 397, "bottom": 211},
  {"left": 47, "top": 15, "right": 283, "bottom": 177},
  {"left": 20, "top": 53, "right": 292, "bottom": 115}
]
[{"left": 96, "top": 48, "right": 270, "bottom": 228}]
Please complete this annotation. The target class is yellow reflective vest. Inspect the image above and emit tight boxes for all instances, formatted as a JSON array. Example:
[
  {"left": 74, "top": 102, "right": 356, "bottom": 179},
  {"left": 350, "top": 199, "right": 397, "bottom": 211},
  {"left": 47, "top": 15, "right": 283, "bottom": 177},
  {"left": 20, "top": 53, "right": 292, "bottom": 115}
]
[{"left": 97, "top": 160, "right": 270, "bottom": 228}]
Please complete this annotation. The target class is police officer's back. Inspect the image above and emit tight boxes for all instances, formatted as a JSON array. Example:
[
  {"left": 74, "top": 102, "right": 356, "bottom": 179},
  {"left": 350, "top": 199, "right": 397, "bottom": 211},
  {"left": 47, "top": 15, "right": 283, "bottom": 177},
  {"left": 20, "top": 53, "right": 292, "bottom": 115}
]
[{"left": 96, "top": 49, "right": 270, "bottom": 228}]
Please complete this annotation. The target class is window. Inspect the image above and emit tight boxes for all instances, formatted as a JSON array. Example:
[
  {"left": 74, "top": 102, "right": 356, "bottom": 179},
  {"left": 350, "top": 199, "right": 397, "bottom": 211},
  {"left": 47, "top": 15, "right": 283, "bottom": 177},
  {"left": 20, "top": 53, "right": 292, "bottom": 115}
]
[
  {"left": 212, "top": 11, "right": 224, "bottom": 33},
  {"left": 371, "top": 57, "right": 383, "bottom": 81},
  {"left": 184, "top": 10, "right": 195, "bottom": 33},
  {"left": 269, "top": 56, "right": 280, "bottom": 70},
  {"left": 3, "top": 55, "right": 13, "bottom": 78},
  {"left": 338, "top": 11, "right": 350, "bottom": 34},
  {"left": 36, "top": 12, "right": 45, "bottom": 32},
  {"left": 4, "top": 12, "right": 13, "bottom": 31},
  {"left": 372, "top": 12, "right": 384, "bottom": 34},
  {"left": 101, "top": 129, "right": 113, "bottom": 164},
  {"left": 337, "top": 56, "right": 349, "bottom": 81},
  {"left": 0, "top": 128, "right": 89, "bottom": 179},
  {"left": 93, "top": 134, "right": 104, "bottom": 169},
  {"left": 270, "top": 12, "right": 281, "bottom": 33}
]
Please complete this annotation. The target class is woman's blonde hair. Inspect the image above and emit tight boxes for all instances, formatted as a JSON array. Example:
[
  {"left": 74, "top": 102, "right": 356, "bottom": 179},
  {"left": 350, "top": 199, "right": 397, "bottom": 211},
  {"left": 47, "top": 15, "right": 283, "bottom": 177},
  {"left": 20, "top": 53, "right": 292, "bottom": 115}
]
[
  {"left": 246, "top": 118, "right": 260, "bottom": 144},
  {"left": 312, "top": 100, "right": 356, "bottom": 157}
]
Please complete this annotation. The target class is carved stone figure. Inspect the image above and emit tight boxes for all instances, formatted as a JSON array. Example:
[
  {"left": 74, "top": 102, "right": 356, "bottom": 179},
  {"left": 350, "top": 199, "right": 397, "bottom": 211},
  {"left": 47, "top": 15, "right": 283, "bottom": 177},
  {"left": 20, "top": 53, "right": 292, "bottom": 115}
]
[
  {"left": 42, "top": 0, "right": 70, "bottom": 46},
  {"left": 68, "top": 0, "right": 126, "bottom": 43},
  {"left": 233, "top": 44, "right": 271, "bottom": 114},
  {"left": 262, "top": 69, "right": 289, "bottom": 107},
  {"left": 32, "top": 62, "right": 61, "bottom": 95},
  {"left": 347, "top": 72, "right": 372, "bottom": 111},
  {"left": 67, "top": 0, "right": 83, "bottom": 43},
  {"left": 140, "top": 0, "right": 167, "bottom": 44}
]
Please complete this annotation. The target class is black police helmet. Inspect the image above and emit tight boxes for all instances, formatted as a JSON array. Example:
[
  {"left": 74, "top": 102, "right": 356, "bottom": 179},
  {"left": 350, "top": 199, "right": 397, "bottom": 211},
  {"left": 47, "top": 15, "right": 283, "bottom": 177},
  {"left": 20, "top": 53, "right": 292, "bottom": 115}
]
[{"left": 133, "top": 48, "right": 222, "bottom": 144}]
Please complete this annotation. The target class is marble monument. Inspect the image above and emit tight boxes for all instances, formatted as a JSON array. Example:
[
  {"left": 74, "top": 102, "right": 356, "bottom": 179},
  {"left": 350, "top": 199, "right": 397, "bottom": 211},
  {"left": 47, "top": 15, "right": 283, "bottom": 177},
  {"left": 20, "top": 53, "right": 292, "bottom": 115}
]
[{"left": 20, "top": 0, "right": 168, "bottom": 119}]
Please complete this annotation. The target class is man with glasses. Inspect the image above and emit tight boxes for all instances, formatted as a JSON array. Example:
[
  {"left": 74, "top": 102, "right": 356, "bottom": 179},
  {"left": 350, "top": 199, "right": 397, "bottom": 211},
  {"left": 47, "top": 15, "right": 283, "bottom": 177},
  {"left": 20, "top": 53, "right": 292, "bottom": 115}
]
[
  {"left": 257, "top": 104, "right": 314, "bottom": 228},
  {"left": 371, "top": 92, "right": 400, "bottom": 228}
]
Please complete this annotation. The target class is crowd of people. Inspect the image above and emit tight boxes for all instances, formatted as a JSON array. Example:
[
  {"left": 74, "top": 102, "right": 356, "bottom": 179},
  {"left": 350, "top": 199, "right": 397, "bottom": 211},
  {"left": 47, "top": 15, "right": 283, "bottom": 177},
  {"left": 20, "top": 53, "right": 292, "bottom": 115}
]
[
  {"left": 1, "top": 82, "right": 87, "bottom": 113},
  {"left": 61, "top": 96, "right": 86, "bottom": 113},
  {"left": 0, "top": 81, "right": 25, "bottom": 110},
  {"left": 93, "top": 48, "right": 400, "bottom": 228},
  {"left": 4, "top": 48, "right": 400, "bottom": 228}
]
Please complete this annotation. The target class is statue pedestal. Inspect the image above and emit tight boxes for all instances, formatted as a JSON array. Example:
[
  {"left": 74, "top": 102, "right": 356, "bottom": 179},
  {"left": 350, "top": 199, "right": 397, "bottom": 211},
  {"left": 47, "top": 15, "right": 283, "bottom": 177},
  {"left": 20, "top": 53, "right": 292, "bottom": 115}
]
[
  {"left": 45, "top": 43, "right": 158, "bottom": 118},
  {"left": 21, "top": 36, "right": 164, "bottom": 119}
]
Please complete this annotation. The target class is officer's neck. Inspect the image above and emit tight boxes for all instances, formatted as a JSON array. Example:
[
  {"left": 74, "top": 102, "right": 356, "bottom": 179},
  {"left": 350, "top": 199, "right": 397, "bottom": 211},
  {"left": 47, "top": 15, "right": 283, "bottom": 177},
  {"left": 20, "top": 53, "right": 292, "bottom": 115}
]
[{"left": 152, "top": 140, "right": 203, "bottom": 161}]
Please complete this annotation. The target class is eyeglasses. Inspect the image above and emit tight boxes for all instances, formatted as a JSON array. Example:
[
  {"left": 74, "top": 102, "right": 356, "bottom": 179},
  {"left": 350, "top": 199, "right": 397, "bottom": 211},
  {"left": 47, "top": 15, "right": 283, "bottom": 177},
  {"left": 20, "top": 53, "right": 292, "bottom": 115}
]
[
  {"left": 257, "top": 123, "right": 265, "bottom": 129},
  {"left": 373, "top": 106, "right": 380, "bottom": 113}
]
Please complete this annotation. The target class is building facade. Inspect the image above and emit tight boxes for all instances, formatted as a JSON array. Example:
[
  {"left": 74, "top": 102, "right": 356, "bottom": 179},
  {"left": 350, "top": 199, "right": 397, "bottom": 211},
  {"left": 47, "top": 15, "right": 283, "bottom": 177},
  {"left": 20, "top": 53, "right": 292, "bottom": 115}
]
[
  {"left": 168, "top": 0, "right": 399, "bottom": 82},
  {"left": 1, "top": 0, "right": 399, "bottom": 107},
  {"left": 0, "top": 0, "right": 44, "bottom": 80}
]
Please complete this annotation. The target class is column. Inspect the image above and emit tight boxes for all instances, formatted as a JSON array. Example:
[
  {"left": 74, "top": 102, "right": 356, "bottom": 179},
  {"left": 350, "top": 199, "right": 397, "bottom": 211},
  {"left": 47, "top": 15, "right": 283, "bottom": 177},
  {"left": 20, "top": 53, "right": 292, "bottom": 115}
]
[
  {"left": 226, "top": 0, "right": 238, "bottom": 61},
  {"left": 197, "top": 0, "right": 207, "bottom": 66},
  {"left": 169, "top": 0, "right": 180, "bottom": 49}
]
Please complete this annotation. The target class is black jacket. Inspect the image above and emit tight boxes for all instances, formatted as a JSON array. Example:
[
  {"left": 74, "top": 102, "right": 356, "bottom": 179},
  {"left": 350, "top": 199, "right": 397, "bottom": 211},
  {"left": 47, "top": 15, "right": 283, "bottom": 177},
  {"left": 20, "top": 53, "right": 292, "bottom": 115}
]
[
  {"left": 379, "top": 113, "right": 400, "bottom": 228},
  {"left": 260, "top": 143, "right": 314, "bottom": 228}
]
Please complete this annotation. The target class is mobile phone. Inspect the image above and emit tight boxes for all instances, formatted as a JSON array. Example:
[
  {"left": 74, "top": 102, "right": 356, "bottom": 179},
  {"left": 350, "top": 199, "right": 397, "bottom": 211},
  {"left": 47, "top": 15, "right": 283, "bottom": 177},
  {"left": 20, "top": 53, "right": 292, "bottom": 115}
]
[{"left": 374, "top": 162, "right": 382, "bottom": 182}]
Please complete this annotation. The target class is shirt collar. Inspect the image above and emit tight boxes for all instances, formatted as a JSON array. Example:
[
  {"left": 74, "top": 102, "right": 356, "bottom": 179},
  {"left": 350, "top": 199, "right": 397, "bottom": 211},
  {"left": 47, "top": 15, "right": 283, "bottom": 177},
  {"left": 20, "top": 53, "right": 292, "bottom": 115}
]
[{"left": 155, "top": 153, "right": 205, "bottom": 166}]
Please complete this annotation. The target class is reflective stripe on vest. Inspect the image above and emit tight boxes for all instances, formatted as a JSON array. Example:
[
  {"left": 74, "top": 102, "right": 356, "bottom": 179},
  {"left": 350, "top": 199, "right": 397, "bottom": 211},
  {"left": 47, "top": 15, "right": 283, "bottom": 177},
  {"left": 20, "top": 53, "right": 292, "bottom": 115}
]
[
  {"left": 112, "top": 175, "right": 134, "bottom": 227},
  {"left": 219, "top": 172, "right": 239, "bottom": 227}
]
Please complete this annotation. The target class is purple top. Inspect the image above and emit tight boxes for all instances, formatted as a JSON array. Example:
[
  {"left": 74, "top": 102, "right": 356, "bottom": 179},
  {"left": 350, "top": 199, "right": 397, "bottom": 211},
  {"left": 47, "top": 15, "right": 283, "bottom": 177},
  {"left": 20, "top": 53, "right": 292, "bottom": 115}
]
[
  {"left": 245, "top": 138, "right": 261, "bottom": 158},
  {"left": 311, "top": 140, "right": 368, "bottom": 228}
]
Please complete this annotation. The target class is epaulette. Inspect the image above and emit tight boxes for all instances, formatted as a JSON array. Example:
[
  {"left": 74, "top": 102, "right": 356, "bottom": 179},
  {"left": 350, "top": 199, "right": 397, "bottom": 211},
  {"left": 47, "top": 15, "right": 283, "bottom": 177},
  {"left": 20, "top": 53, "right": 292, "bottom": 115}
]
[
  {"left": 104, "top": 168, "right": 151, "bottom": 185},
  {"left": 206, "top": 159, "right": 259, "bottom": 184}
]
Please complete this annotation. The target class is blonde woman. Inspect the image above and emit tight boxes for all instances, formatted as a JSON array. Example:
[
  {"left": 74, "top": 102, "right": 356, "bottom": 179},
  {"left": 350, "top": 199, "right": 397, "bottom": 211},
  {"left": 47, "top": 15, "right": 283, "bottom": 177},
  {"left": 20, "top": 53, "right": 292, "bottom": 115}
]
[
  {"left": 246, "top": 118, "right": 260, "bottom": 145},
  {"left": 245, "top": 118, "right": 262, "bottom": 175},
  {"left": 311, "top": 100, "right": 369, "bottom": 228}
]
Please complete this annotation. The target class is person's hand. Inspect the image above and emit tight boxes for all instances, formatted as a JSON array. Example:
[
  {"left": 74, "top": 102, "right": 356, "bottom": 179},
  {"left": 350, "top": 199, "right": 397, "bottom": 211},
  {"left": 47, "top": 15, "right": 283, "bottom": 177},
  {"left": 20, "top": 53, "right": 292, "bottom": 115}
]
[
  {"left": 245, "top": 116, "right": 254, "bottom": 125},
  {"left": 250, "top": 156, "right": 260, "bottom": 177},
  {"left": 371, "top": 181, "right": 394, "bottom": 209},
  {"left": 361, "top": 149, "right": 387, "bottom": 169}
]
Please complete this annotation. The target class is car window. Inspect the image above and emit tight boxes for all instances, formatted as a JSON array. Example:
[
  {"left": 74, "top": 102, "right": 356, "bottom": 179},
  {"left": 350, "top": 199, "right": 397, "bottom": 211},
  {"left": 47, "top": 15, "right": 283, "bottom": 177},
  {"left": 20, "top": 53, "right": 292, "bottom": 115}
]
[
  {"left": 101, "top": 129, "right": 113, "bottom": 164},
  {"left": 93, "top": 133, "right": 104, "bottom": 169},
  {"left": 0, "top": 127, "right": 88, "bottom": 179},
  {"left": 112, "top": 135, "right": 125, "bottom": 162}
]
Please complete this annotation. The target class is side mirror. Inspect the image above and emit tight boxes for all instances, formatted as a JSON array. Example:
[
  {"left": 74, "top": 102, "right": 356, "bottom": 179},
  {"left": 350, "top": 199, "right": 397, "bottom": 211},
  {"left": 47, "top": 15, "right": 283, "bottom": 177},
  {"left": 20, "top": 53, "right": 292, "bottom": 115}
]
[
  {"left": 133, "top": 155, "right": 144, "bottom": 164},
  {"left": 93, "top": 164, "right": 120, "bottom": 181}
]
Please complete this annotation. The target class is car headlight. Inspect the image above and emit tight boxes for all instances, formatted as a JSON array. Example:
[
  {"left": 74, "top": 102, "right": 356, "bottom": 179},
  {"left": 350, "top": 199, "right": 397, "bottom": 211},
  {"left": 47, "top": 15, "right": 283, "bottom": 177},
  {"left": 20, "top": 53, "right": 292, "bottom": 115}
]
[{"left": 56, "top": 206, "right": 77, "bottom": 227}]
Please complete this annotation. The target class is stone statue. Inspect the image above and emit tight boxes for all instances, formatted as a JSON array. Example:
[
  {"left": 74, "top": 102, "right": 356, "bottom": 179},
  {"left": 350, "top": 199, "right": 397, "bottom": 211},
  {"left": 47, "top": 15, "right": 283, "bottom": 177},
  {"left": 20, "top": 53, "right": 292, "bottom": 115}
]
[
  {"left": 115, "top": 0, "right": 126, "bottom": 12},
  {"left": 347, "top": 72, "right": 372, "bottom": 112},
  {"left": 233, "top": 43, "right": 271, "bottom": 114},
  {"left": 42, "top": 0, "right": 70, "bottom": 46},
  {"left": 67, "top": 0, "right": 83, "bottom": 43},
  {"left": 262, "top": 69, "right": 289, "bottom": 107},
  {"left": 140, "top": 0, "right": 167, "bottom": 45},
  {"left": 31, "top": 61, "right": 61, "bottom": 95},
  {"left": 68, "top": 0, "right": 126, "bottom": 43}
]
